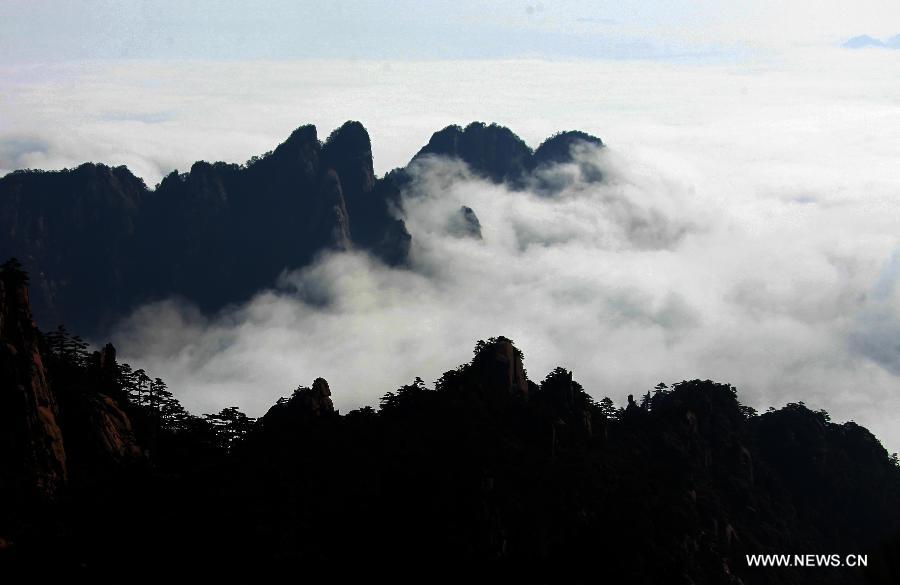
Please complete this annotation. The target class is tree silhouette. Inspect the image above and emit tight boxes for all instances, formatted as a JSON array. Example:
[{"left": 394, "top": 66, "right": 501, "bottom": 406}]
[
  {"left": 131, "top": 369, "right": 151, "bottom": 407},
  {"left": 598, "top": 396, "right": 617, "bottom": 420},
  {"left": 204, "top": 407, "right": 255, "bottom": 452}
]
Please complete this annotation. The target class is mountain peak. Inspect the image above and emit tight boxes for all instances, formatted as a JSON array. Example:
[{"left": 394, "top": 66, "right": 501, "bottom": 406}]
[
  {"left": 414, "top": 122, "right": 604, "bottom": 186},
  {"left": 322, "top": 120, "right": 373, "bottom": 165},
  {"left": 322, "top": 120, "right": 375, "bottom": 194},
  {"left": 843, "top": 34, "right": 886, "bottom": 48},
  {"left": 272, "top": 123, "right": 319, "bottom": 156},
  {"left": 414, "top": 122, "right": 534, "bottom": 183},
  {"left": 533, "top": 130, "right": 604, "bottom": 167},
  {"left": 0, "top": 120, "right": 608, "bottom": 336}
]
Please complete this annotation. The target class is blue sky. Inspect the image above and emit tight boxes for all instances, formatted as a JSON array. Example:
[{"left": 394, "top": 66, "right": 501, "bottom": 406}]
[{"left": 2, "top": 0, "right": 899, "bottom": 62}]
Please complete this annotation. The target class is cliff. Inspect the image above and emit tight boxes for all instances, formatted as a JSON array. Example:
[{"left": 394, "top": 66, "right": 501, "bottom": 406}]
[
  {"left": 0, "top": 121, "right": 600, "bottom": 337},
  {"left": 0, "top": 259, "right": 67, "bottom": 502},
  {"left": 0, "top": 260, "right": 141, "bottom": 561}
]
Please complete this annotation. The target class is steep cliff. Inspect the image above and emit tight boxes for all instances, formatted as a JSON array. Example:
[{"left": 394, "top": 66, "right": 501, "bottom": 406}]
[
  {"left": 0, "top": 259, "right": 67, "bottom": 502},
  {"left": 0, "top": 121, "right": 601, "bottom": 337},
  {"left": 0, "top": 122, "right": 413, "bottom": 334},
  {"left": 0, "top": 260, "right": 142, "bottom": 561}
]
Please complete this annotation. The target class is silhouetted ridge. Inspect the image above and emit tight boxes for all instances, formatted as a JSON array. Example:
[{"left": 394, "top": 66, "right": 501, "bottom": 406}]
[
  {"left": 271, "top": 123, "right": 319, "bottom": 160},
  {"left": 322, "top": 120, "right": 376, "bottom": 195},
  {"left": 0, "top": 120, "right": 604, "bottom": 337},
  {"left": 533, "top": 130, "right": 604, "bottom": 167},
  {"left": 318, "top": 120, "right": 411, "bottom": 262},
  {"left": 412, "top": 122, "right": 605, "bottom": 192},
  {"left": 0, "top": 122, "right": 416, "bottom": 335},
  {"left": 1, "top": 270, "right": 899, "bottom": 581},
  {"left": 414, "top": 122, "right": 536, "bottom": 184},
  {"left": 262, "top": 377, "right": 336, "bottom": 426},
  {"left": 0, "top": 164, "right": 146, "bottom": 335}
]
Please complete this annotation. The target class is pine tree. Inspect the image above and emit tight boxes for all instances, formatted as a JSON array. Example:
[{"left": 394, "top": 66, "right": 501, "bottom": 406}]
[
  {"left": 598, "top": 397, "right": 617, "bottom": 420},
  {"left": 204, "top": 407, "right": 255, "bottom": 452}
]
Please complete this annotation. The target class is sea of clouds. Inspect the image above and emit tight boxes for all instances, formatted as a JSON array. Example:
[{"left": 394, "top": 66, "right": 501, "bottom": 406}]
[{"left": 3, "top": 51, "right": 900, "bottom": 449}]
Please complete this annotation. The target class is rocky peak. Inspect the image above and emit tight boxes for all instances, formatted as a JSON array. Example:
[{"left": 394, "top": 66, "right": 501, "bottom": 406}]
[
  {"left": 71, "top": 162, "right": 147, "bottom": 195},
  {"left": 448, "top": 205, "right": 482, "bottom": 239},
  {"left": 267, "top": 124, "right": 320, "bottom": 180},
  {"left": 263, "top": 377, "right": 337, "bottom": 427},
  {"left": 471, "top": 336, "right": 530, "bottom": 401},
  {"left": 294, "top": 377, "right": 336, "bottom": 417},
  {"left": 538, "top": 367, "right": 594, "bottom": 438},
  {"left": 414, "top": 122, "right": 535, "bottom": 184},
  {"left": 0, "top": 120, "right": 608, "bottom": 337},
  {"left": 539, "top": 367, "right": 577, "bottom": 413},
  {"left": 184, "top": 161, "right": 229, "bottom": 205},
  {"left": 321, "top": 120, "right": 376, "bottom": 196},
  {"left": 533, "top": 130, "right": 604, "bottom": 167}
]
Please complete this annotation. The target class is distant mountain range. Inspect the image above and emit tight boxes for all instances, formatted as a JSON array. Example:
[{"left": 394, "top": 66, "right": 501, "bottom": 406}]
[
  {"left": 0, "top": 122, "right": 603, "bottom": 337},
  {"left": 843, "top": 34, "right": 900, "bottom": 49}
]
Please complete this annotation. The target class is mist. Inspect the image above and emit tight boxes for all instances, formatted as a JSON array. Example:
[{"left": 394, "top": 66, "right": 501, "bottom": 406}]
[
  {"left": 113, "top": 136, "right": 900, "bottom": 453},
  {"left": 4, "top": 51, "right": 900, "bottom": 449}
]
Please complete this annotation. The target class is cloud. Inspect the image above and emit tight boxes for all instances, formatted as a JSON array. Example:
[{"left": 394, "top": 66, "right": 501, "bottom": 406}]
[
  {"left": 0, "top": 136, "right": 50, "bottom": 170},
  {"left": 849, "top": 249, "right": 900, "bottom": 374},
  {"left": 112, "top": 146, "right": 713, "bottom": 416},
  {"left": 4, "top": 54, "right": 900, "bottom": 451},
  {"left": 113, "top": 135, "right": 900, "bottom": 453}
]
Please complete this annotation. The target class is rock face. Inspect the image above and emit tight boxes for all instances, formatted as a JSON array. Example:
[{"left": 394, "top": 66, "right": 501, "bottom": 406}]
[
  {"left": 448, "top": 205, "right": 482, "bottom": 239},
  {"left": 413, "top": 123, "right": 605, "bottom": 187},
  {"left": 471, "top": 336, "right": 530, "bottom": 401},
  {"left": 0, "top": 261, "right": 140, "bottom": 508},
  {"left": 414, "top": 122, "right": 536, "bottom": 184},
  {"left": 0, "top": 122, "right": 411, "bottom": 336},
  {"left": 261, "top": 377, "right": 336, "bottom": 428},
  {"left": 288, "top": 377, "right": 336, "bottom": 418},
  {"left": 133, "top": 121, "right": 406, "bottom": 318},
  {"left": 0, "top": 121, "right": 603, "bottom": 337},
  {"left": 83, "top": 394, "right": 142, "bottom": 463},
  {"left": 0, "top": 164, "right": 144, "bottom": 335},
  {"left": 0, "top": 261, "right": 67, "bottom": 500}
]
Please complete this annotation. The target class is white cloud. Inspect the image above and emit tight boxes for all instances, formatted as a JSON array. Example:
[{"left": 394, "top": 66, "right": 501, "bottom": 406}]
[
  {"left": 4, "top": 52, "right": 900, "bottom": 451},
  {"left": 115, "top": 139, "right": 900, "bottom": 453}
]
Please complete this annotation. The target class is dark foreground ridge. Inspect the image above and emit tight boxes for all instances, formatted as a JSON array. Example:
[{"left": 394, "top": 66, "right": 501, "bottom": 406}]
[
  {"left": 0, "top": 121, "right": 603, "bottom": 337},
  {"left": 2, "top": 261, "right": 899, "bottom": 583}
]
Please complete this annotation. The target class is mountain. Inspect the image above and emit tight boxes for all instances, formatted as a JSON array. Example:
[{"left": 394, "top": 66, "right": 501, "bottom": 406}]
[
  {"left": 412, "top": 122, "right": 604, "bottom": 185},
  {"left": 843, "top": 35, "right": 886, "bottom": 48},
  {"left": 1, "top": 265, "right": 898, "bottom": 582},
  {"left": 0, "top": 121, "right": 601, "bottom": 338}
]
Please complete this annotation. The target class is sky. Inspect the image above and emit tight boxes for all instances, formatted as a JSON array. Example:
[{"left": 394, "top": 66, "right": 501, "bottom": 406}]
[
  {"left": 3, "top": 2, "right": 900, "bottom": 450},
  {"left": 3, "top": 0, "right": 900, "bottom": 63}
]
